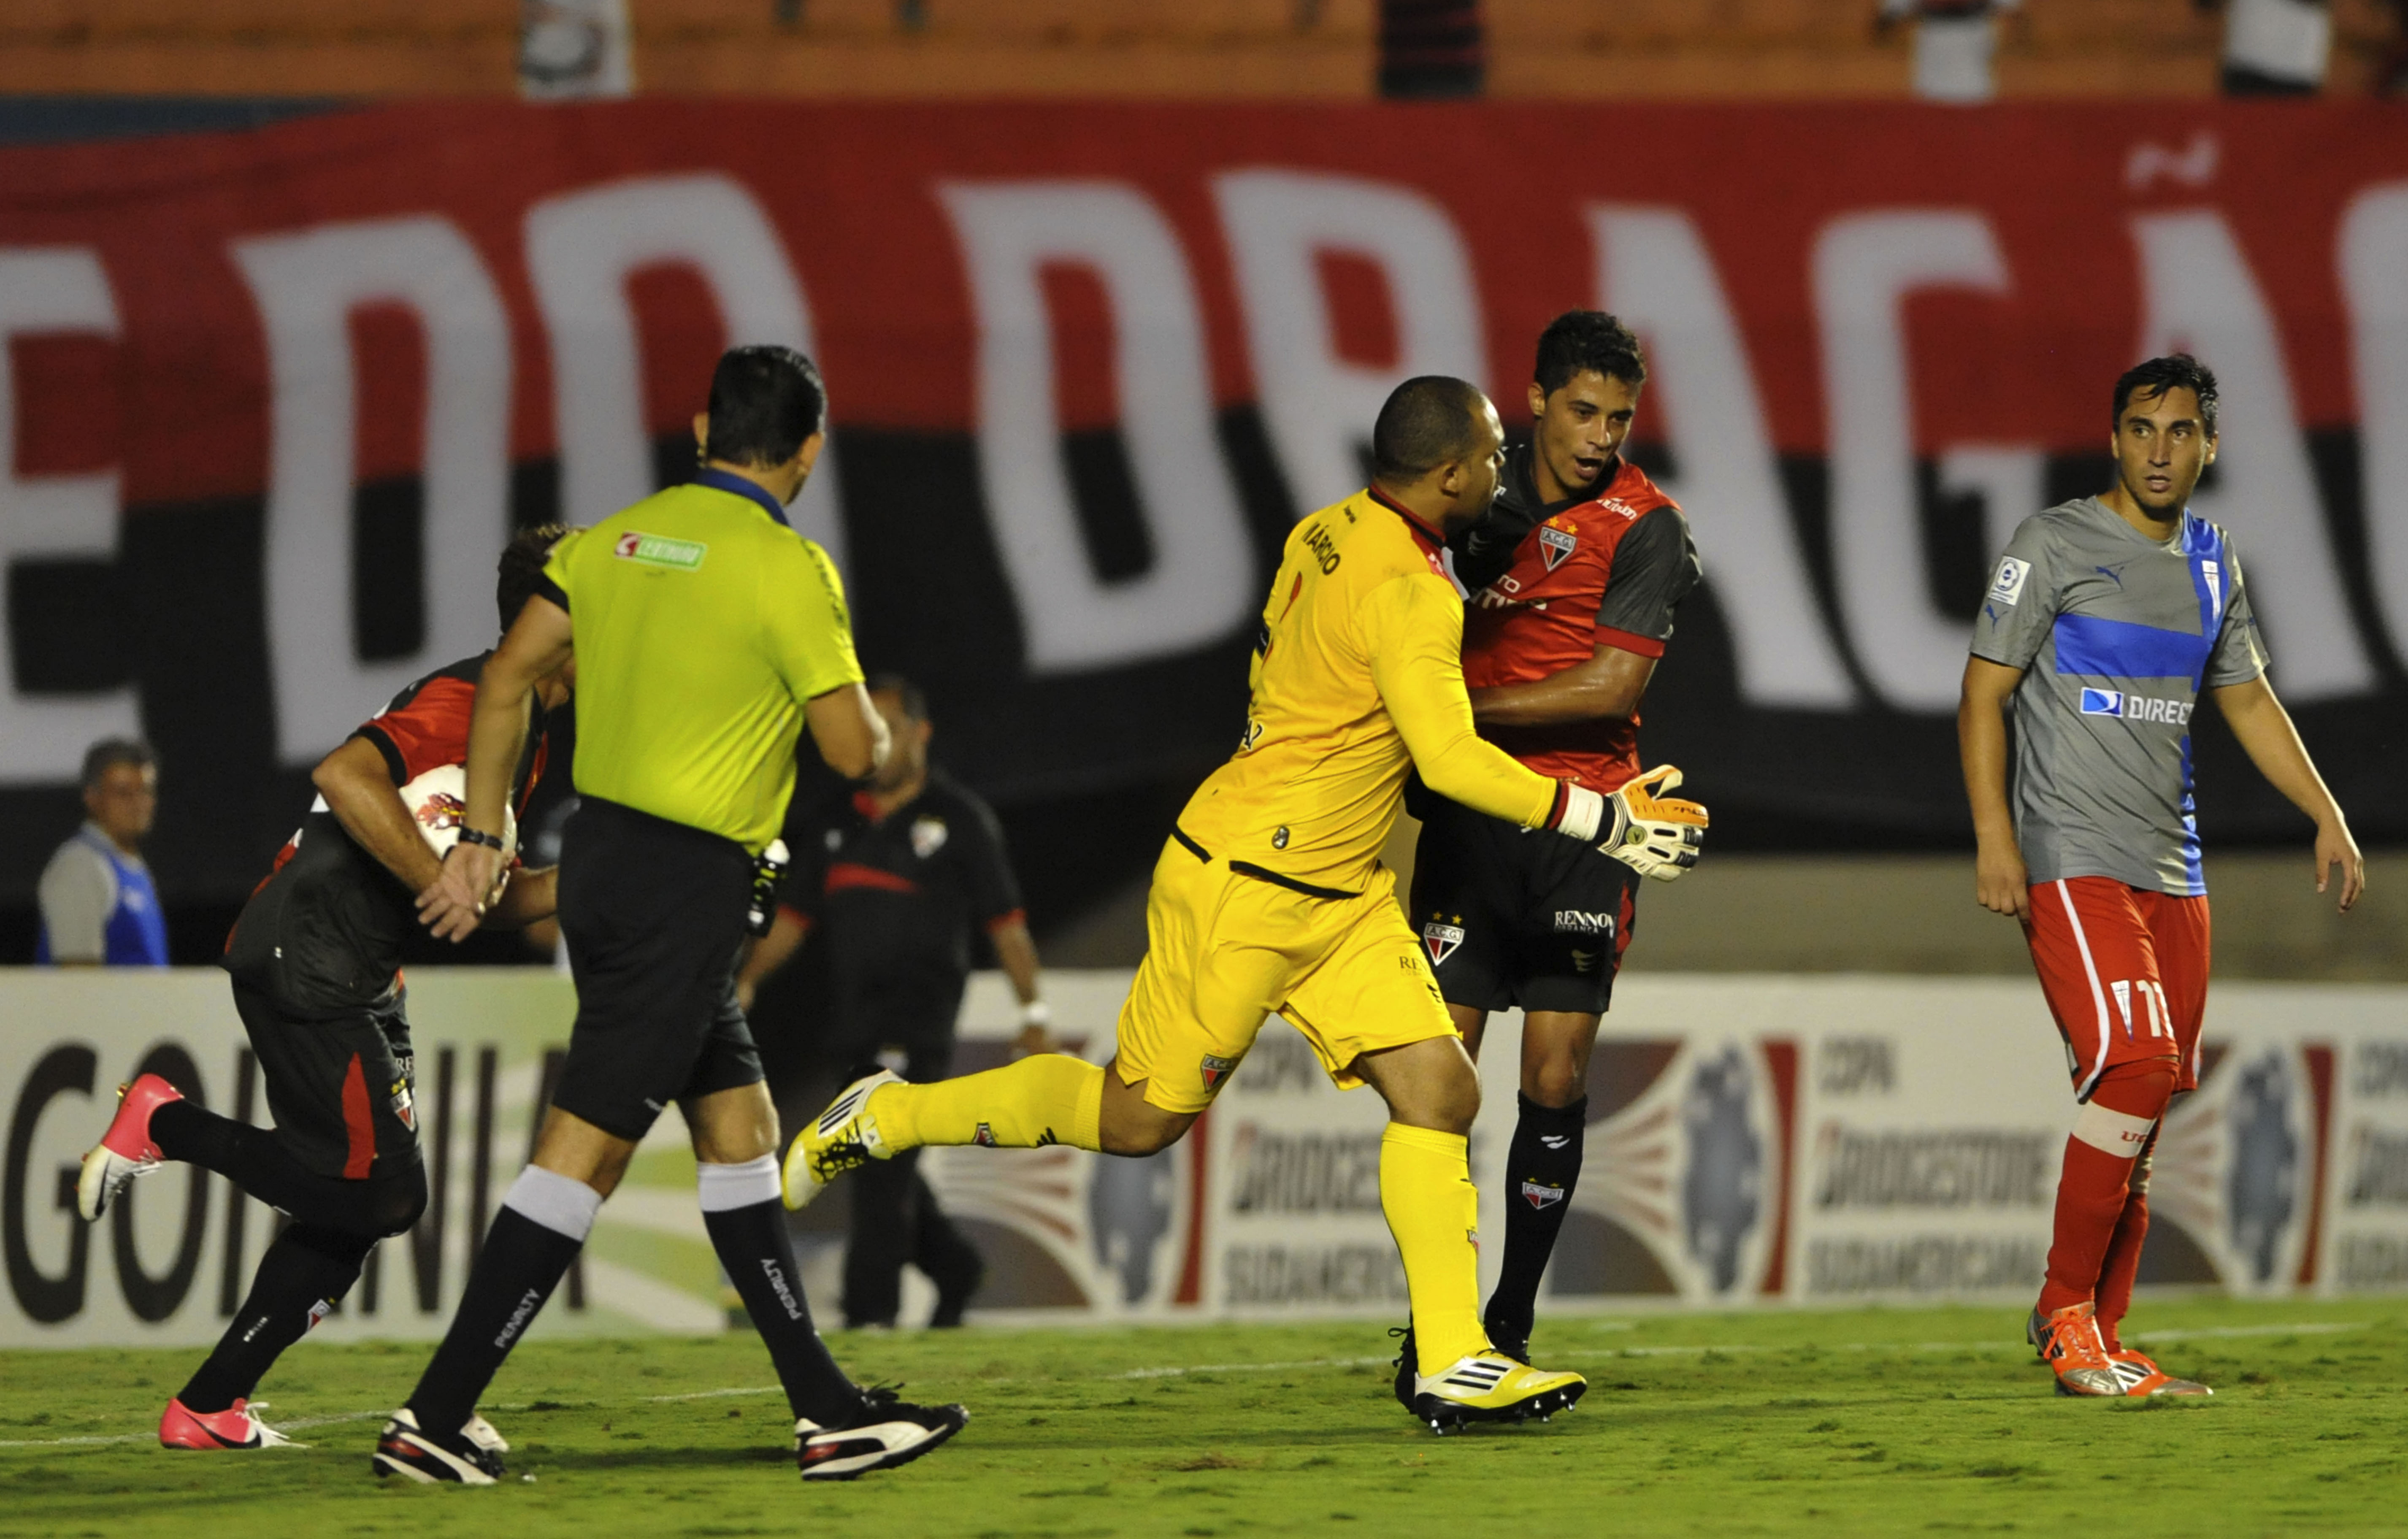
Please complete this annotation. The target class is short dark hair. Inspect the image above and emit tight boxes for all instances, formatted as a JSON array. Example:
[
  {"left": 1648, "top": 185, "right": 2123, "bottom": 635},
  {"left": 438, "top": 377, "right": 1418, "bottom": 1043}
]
[
  {"left": 1372, "top": 376, "right": 1490, "bottom": 481},
  {"left": 497, "top": 523, "right": 570, "bottom": 630},
  {"left": 1534, "top": 311, "right": 1647, "bottom": 396},
  {"left": 865, "top": 673, "right": 928, "bottom": 724},
  {"left": 81, "top": 738, "right": 154, "bottom": 790},
  {"left": 705, "top": 345, "right": 828, "bottom": 468},
  {"left": 2112, "top": 354, "right": 2219, "bottom": 438}
]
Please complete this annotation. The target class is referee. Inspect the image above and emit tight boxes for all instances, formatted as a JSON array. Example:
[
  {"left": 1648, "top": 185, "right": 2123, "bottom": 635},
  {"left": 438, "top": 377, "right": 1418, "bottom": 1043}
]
[{"left": 377, "top": 347, "right": 967, "bottom": 1485}]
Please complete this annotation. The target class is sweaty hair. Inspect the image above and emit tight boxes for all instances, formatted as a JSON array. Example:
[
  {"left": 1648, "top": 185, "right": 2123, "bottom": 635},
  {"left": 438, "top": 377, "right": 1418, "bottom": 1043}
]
[
  {"left": 81, "top": 738, "right": 154, "bottom": 790},
  {"left": 497, "top": 523, "right": 570, "bottom": 631},
  {"left": 866, "top": 673, "right": 929, "bottom": 724},
  {"left": 704, "top": 345, "right": 828, "bottom": 468},
  {"left": 1534, "top": 311, "right": 1648, "bottom": 396},
  {"left": 2112, "top": 354, "right": 2219, "bottom": 438},
  {"left": 1372, "top": 375, "right": 1490, "bottom": 481}
]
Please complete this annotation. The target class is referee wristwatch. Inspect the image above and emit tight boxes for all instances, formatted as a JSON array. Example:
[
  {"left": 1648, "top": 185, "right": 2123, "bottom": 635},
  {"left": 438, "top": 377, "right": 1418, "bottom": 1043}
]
[{"left": 457, "top": 825, "right": 508, "bottom": 853}]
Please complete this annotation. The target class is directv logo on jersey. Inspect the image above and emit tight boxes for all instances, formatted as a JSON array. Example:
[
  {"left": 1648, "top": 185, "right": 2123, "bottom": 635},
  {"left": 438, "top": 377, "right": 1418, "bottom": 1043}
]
[{"left": 2081, "top": 688, "right": 2194, "bottom": 724}]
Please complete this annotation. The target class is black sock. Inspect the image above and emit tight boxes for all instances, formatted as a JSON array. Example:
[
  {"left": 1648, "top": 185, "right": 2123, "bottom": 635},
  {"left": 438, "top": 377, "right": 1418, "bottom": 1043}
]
[
  {"left": 180, "top": 1224, "right": 371, "bottom": 1413},
  {"left": 406, "top": 1208, "right": 581, "bottom": 1437},
  {"left": 1485, "top": 1093, "right": 1589, "bottom": 1343},
  {"left": 152, "top": 1100, "right": 425, "bottom": 1236},
  {"left": 706, "top": 1199, "right": 859, "bottom": 1425}
]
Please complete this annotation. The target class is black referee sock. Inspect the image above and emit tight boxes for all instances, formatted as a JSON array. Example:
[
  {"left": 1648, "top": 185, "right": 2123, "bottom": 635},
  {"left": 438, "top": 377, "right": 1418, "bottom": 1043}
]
[
  {"left": 699, "top": 1155, "right": 859, "bottom": 1426},
  {"left": 180, "top": 1224, "right": 370, "bottom": 1414},
  {"left": 706, "top": 1201, "right": 859, "bottom": 1425},
  {"left": 408, "top": 1170, "right": 596, "bottom": 1438},
  {"left": 1484, "top": 1093, "right": 1590, "bottom": 1347}
]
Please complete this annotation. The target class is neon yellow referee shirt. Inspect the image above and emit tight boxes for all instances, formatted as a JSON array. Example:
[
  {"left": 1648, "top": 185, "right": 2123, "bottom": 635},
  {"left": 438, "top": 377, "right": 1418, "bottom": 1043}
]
[{"left": 538, "top": 469, "right": 863, "bottom": 852}]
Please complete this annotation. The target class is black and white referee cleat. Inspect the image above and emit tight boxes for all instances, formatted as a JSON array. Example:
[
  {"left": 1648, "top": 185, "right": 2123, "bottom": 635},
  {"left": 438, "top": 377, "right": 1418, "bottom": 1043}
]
[
  {"left": 795, "top": 1387, "right": 968, "bottom": 1481},
  {"left": 372, "top": 1406, "right": 504, "bottom": 1485},
  {"left": 462, "top": 1412, "right": 509, "bottom": 1455}
]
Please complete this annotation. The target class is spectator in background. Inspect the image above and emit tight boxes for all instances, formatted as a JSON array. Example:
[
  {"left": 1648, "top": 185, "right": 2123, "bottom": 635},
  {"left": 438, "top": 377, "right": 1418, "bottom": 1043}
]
[
  {"left": 38, "top": 740, "right": 168, "bottom": 967},
  {"left": 738, "top": 674, "right": 1048, "bottom": 1329},
  {"left": 1878, "top": 0, "right": 2021, "bottom": 103},
  {"left": 2207, "top": 0, "right": 2331, "bottom": 93}
]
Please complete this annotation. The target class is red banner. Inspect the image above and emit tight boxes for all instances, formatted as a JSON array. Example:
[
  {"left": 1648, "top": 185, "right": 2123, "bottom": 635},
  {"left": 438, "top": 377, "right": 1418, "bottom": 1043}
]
[{"left": 2, "top": 101, "right": 2401, "bottom": 906}]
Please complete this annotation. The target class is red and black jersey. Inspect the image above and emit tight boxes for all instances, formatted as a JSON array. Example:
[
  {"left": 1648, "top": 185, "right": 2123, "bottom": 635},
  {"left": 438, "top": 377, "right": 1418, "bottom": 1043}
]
[
  {"left": 223, "top": 652, "right": 551, "bottom": 1013},
  {"left": 777, "top": 767, "right": 1024, "bottom": 1046},
  {"left": 1449, "top": 448, "right": 1702, "bottom": 792}
]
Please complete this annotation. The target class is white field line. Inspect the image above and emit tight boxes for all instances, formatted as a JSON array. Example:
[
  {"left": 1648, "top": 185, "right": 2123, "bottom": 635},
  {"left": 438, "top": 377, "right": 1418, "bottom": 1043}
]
[{"left": 0, "top": 1322, "right": 2367, "bottom": 1450}]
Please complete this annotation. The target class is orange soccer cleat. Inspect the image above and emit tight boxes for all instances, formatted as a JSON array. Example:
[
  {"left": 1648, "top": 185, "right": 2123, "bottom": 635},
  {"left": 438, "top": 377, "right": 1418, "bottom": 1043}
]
[
  {"left": 2036, "top": 1301, "right": 2124, "bottom": 1397},
  {"left": 2108, "top": 1347, "right": 2213, "bottom": 1398}
]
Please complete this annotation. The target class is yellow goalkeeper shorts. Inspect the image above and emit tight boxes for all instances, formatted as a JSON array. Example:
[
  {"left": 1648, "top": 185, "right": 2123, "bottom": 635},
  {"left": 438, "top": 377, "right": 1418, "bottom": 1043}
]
[{"left": 1112, "top": 830, "right": 1458, "bottom": 1114}]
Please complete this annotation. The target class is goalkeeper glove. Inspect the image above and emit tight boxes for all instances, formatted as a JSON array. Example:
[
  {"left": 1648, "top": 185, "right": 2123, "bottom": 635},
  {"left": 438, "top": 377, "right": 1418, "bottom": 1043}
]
[
  {"left": 1600, "top": 765, "right": 1707, "bottom": 881},
  {"left": 1549, "top": 766, "right": 1708, "bottom": 882}
]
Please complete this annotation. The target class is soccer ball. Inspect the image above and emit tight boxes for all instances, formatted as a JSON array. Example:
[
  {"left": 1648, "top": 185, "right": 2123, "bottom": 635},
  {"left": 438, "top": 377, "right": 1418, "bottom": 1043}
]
[{"left": 399, "top": 763, "right": 517, "bottom": 862}]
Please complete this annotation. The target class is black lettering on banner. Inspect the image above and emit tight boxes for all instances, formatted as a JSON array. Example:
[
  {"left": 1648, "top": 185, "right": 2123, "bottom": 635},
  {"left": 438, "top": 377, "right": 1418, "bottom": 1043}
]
[
  {"left": 468, "top": 1046, "right": 497, "bottom": 1255},
  {"left": 1817, "top": 1037, "right": 1894, "bottom": 1095},
  {"left": 217, "top": 1047, "right": 259, "bottom": 1317},
  {"left": 1229, "top": 1126, "right": 1385, "bottom": 1214},
  {"left": 5, "top": 1045, "right": 96, "bottom": 1324},
  {"left": 2353, "top": 1043, "right": 2408, "bottom": 1098},
  {"left": 111, "top": 1044, "right": 211, "bottom": 1323},
  {"left": 1812, "top": 1126, "right": 2053, "bottom": 1210},
  {"left": 411, "top": 1046, "right": 456, "bottom": 1312},
  {"left": 2345, "top": 1128, "right": 2408, "bottom": 1207},
  {"left": 1221, "top": 1244, "right": 1407, "bottom": 1304}
]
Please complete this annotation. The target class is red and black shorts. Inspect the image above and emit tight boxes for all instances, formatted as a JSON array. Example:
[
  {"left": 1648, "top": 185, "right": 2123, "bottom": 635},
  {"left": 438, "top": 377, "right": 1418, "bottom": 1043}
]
[
  {"left": 1408, "top": 791, "right": 1637, "bottom": 1018},
  {"left": 232, "top": 982, "right": 419, "bottom": 1181},
  {"left": 2021, "top": 876, "right": 2210, "bottom": 1101}
]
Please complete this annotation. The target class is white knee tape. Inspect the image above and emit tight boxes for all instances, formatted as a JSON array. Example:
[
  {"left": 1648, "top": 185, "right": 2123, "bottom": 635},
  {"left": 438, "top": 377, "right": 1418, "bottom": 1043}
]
[
  {"left": 2071, "top": 1101, "right": 2156, "bottom": 1158},
  {"left": 696, "top": 1154, "right": 780, "bottom": 1213},
  {"left": 502, "top": 1163, "right": 604, "bottom": 1241}
]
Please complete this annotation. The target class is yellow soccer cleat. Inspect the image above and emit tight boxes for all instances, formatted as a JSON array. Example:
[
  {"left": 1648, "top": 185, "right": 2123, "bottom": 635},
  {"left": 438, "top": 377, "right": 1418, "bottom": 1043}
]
[
  {"left": 1408, "top": 1352, "right": 1587, "bottom": 1433},
  {"left": 783, "top": 1069, "right": 902, "bottom": 1209}
]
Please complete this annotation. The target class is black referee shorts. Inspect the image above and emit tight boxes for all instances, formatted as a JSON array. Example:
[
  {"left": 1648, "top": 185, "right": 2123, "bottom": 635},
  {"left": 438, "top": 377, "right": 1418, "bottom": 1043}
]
[
  {"left": 1408, "top": 792, "right": 1637, "bottom": 1018},
  {"left": 549, "top": 797, "right": 766, "bottom": 1142}
]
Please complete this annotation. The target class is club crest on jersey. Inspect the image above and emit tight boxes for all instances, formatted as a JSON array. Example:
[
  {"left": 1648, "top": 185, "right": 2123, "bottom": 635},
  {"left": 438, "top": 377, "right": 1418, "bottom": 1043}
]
[
  {"left": 390, "top": 1079, "right": 415, "bottom": 1132},
  {"left": 1200, "top": 1054, "right": 1237, "bottom": 1093},
  {"left": 1520, "top": 1180, "right": 1567, "bottom": 1210},
  {"left": 1538, "top": 525, "right": 1577, "bottom": 571},
  {"left": 911, "top": 817, "right": 949, "bottom": 860},
  {"left": 974, "top": 1122, "right": 997, "bottom": 1147},
  {"left": 1423, "top": 921, "right": 1465, "bottom": 967}
]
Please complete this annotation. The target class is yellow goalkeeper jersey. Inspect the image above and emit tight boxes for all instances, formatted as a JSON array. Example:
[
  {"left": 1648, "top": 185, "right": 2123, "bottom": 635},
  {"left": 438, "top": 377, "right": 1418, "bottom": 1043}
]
[{"left": 1176, "top": 488, "right": 1563, "bottom": 893}]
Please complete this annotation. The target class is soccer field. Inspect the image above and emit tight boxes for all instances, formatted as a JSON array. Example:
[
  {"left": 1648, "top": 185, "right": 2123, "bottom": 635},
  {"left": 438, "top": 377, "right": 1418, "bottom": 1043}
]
[{"left": 3, "top": 1297, "right": 2401, "bottom": 1537}]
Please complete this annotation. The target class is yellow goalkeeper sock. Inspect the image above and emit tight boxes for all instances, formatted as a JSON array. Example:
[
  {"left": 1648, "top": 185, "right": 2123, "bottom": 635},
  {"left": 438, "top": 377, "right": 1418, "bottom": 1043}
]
[
  {"left": 1381, "top": 1122, "right": 1491, "bottom": 1371},
  {"left": 873, "top": 1054, "right": 1104, "bottom": 1154}
]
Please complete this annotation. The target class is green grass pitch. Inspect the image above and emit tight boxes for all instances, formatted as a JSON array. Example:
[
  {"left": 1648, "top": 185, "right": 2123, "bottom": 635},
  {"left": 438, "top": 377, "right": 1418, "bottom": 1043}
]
[{"left": 3, "top": 1296, "right": 2402, "bottom": 1537}]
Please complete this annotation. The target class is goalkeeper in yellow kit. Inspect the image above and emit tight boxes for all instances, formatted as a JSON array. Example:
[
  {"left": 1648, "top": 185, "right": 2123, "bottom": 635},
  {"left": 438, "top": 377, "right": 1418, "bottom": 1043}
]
[{"left": 787, "top": 377, "right": 1707, "bottom": 1431}]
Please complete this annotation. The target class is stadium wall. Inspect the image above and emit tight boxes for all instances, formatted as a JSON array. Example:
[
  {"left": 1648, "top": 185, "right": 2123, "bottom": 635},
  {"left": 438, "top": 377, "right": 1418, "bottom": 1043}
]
[
  {"left": 5, "top": 966, "right": 2405, "bottom": 1347},
  {"left": 0, "top": 100, "right": 2405, "bottom": 922}
]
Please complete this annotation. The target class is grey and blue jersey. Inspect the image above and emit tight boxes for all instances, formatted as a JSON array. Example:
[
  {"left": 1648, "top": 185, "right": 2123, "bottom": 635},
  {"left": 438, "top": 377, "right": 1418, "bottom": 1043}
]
[{"left": 1970, "top": 497, "right": 2267, "bottom": 897}]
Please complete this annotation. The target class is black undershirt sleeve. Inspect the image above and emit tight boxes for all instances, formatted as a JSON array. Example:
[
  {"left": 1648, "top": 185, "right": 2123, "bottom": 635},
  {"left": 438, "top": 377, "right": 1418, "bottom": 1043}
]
[{"left": 1594, "top": 504, "right": 1703, "bottom": 644}]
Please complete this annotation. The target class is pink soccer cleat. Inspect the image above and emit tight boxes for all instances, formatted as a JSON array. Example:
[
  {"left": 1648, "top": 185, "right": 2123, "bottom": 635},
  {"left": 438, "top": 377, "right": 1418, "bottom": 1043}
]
[
  {"left": 76, "top": 1073, "right": 183, "bottom": 1221},
  {"left": 159, "top": 1397, "right": 295, "bottom": 1450}
]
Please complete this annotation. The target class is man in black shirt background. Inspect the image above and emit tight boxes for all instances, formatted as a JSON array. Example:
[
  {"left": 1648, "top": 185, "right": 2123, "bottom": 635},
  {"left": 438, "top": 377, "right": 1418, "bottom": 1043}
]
[{"left": 739, "top": 675, "right": 1049, "bottom": 1328}]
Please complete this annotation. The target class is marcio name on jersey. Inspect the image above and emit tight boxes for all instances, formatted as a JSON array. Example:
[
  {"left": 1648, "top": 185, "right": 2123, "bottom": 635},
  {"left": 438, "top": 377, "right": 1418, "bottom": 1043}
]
[{"left": 2079, "top": 689, "right": 2194, "bottom": 725}]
